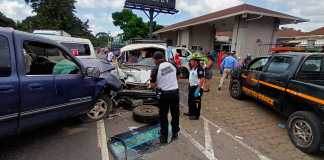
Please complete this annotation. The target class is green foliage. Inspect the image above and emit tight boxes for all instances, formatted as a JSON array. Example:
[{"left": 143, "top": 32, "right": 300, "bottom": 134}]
[
  {"left": 0, "top": 12, "right": 16, "bottom": 28},
  {"left": 112, "top": 10, "right": 163, "bottom": 41},
  {"left": 92, "top": 32, "right": 112, "bottom": 48},
  {"left": 21, "top": 0, "right": 92, "bottom": 38},
  {"left": 20, "top": 0, "right": 113, "bottom": 47}
]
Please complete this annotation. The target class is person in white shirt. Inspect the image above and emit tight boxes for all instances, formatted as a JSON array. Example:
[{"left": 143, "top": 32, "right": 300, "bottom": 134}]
[
  {"left": 106, "top": 50, "right": 115, "bottom": 62},
  {"left": 184, "top": 54, "right": 205, "bottom": 120},
  {"left": 150, "top": 51, "right": 180, "bottom": 144}
]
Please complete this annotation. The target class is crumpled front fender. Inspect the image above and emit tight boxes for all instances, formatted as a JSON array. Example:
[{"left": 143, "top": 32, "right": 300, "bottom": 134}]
[{"left": 95, "top": 72, "right": 122, "bottom": 97}]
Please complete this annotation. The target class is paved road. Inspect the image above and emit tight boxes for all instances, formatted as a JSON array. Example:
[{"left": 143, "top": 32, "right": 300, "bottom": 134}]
[
  {"left": 179, "top": 77, "right": 323, "bottom": 160},
  {"left": 1, "top": 78, "right": 323, "bottom": 160},
  {"left": 0, "top": 119, "right": 101, "bottom": 160}
]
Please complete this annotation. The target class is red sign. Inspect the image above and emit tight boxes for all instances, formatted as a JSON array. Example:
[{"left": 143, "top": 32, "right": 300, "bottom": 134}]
[{"left": 71, "top": 49, "right": 79, "bottom": 56}]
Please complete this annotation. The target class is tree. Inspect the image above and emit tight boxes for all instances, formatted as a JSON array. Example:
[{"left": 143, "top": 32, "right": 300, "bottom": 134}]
[
  {"left": 21, "top": 0, "right": 94, "bottom": 40},
  {"left": 112, "top": 10, "right": 163, "bottom": 41},
  {"left": 0, "top": 12, "right": 16, "bottom": 28},
  {"left": 92, "top": 32, "right": 112, "bottom": 48}
]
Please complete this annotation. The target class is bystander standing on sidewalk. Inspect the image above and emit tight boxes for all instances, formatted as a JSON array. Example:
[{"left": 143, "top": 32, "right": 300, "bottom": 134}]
[
  {"left": 218, "top": 52, "right": 237, "bottom": 90},
  {"left": 202, "top": 51, "right": 214, "bottom": 92},
  {"left": 184, "top": 54, "right": 205, "bottom": 120},
  {"left": 243, "top": 54, "right": 252, "bottom": 67}
]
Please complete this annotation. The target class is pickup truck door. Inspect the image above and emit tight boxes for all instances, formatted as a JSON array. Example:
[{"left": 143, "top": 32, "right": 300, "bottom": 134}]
[
  {"left": 18, "top": 40, "right": 96, "bottom": 129},
  {"left": 258, "top": 56, "right": 295, "bottom": 109},
  {"left": 53, "top": 48, "right": 95, "bottom": 116},
  {"left": 17, "top": 40, "right": 58, "bottom": 130},
  {"left": 0, "top": 34, "right": 19, "bottom": 137},
  {"left": 287, "top": 56, "right": 324, "bottom": 111},
  {"left": 241, "top": 57, "right": 269, "bottom": 97}
]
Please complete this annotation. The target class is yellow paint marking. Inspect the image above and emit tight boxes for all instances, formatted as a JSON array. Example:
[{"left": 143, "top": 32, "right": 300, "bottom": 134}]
[
  {"left": 286, "top": 89, "right": 324, "bottom": 105},
  {"left": 242, "top": 87, "right": 274, "bottom": 106},
  {"left": 259, "top": 81, "right": 286, "bottom": 91},
  {"left": 240, "top": 74, "right": 324, "bottom": 105}
]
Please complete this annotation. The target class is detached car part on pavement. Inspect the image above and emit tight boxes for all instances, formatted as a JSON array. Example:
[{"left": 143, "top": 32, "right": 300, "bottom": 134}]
[{"left": 230, "top": 52, "right": 324, "bottom": 154}]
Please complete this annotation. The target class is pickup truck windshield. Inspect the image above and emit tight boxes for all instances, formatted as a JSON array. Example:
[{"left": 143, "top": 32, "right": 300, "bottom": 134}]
[
  {"left": 267, "top": 56, "right": 293, "bottom": 73},
  {"left": 0, "top": 36, "right": 11, "bottom": 77},
  {"left": 121, "top": 48, "right": 162, "bottom": 67}
]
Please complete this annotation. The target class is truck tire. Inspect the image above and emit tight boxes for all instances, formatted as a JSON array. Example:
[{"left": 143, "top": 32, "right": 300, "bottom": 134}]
[
  {"left": 179, "top": 67, "right": 189, "bottom": 79},
  {"left": 229, "top": 79, "right": 244, "bottom": 99},
  {"left": 133, "top": 105, "right": 159, "bottom": 123},
  {"left": 81, "top": 93, "right": 112, "bottom": 122},
  {"left": 288, "top": 111, "right": 322, "bottom": 154}
]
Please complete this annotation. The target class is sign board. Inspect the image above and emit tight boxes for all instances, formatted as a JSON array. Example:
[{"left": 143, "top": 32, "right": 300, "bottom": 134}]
[
  {"left": 71, "top": 49, "right": 79, "bottom": 56},
  {"left": 125, "top": 0, "right": 177, "bottom": 13},
  {"left": 125, "top": 0, "right": 176, "bottom": 10}
]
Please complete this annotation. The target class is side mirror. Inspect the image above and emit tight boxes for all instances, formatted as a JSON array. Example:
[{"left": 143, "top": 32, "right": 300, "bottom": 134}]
[{"left": 85, "top": 67, "right": 100, "bottom": 78}]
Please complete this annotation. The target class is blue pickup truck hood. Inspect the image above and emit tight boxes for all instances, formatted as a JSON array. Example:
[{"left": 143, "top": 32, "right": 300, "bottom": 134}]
[{"left": 79, "top": 58, "right": 121, "bottom": 91}]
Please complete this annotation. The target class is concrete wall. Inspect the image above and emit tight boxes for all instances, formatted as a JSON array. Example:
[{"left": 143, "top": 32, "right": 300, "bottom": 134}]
[
  {"left": 158, "top": 31, "right": 178, "bottom": 46},
  {"left": 157, "top": 24, "right": 214, "bottom": 51},
  {"left": 190, "top": 24, "right": 214, "bottom": 51},
  {"left": 231, "top": 16, "right": 277, "bottom": 58},
  {"left": 157, "top": 15, "right": 278, "bottom": 57},
  {"left": 178, "top": 29, "right": 190, "bottom": 47}
]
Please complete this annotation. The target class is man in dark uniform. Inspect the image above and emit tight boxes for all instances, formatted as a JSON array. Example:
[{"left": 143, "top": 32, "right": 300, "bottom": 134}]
[
  {"left": 150, "top": 51, "right": 180, "bottom": 144},
  {"left": 184, "top": 54, "right": 205, "bottom": 120}
]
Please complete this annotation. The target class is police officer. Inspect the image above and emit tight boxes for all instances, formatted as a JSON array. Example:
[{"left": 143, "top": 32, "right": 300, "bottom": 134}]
[
  {"left": 184, "top": 54, "right": 205, "bottom": 120},
  {"left": 150, "top": 51, "right": 180, "bottom": 144}
]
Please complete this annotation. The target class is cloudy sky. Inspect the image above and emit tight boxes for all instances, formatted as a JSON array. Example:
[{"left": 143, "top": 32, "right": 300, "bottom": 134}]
[{"left": 0, "top": 0, "right": 323, "bottom": 36}]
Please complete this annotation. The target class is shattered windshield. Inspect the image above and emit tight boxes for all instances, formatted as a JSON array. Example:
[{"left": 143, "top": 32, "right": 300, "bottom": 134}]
[{"left": 121, "top": 48, "right": 165, "bottom": 67}]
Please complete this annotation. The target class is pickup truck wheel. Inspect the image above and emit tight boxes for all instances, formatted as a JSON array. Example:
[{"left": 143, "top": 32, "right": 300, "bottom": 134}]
[
  {"left": 133, "top": 105, "right": 159, "bottom": 123},
  {"left": 288, "top": 111, "right": 322, "bottom": 154},
  {"left": 81, "top": 94, "right": 111, "bottom": 122},
  {"left": 229, "top": 79, "right": 243, "bottom": 99}
]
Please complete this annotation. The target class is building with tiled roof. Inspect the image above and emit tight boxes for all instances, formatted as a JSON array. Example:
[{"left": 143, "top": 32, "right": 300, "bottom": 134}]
[
  {"left": 290, "top": 27, "right": 324, "bottom": 47},
  {"left": 155, "top": 4, "right": 306, "bottom": 57}
]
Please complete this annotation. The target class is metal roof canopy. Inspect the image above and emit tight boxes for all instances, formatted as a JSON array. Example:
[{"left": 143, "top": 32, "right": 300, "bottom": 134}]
[{"left": 154, "top": 4, "right": 308, "bottom": 34}]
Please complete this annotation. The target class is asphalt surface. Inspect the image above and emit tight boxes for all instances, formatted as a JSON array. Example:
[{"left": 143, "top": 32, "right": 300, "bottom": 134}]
[
  {"left": 0, "top": 109, "right": 275, "bottom": 160},
  {"left": 0, "top": 119, "right": 101, "bottom": 160},
  {"left": 1, "top": 78, "right": 323, "bottom": 160}
]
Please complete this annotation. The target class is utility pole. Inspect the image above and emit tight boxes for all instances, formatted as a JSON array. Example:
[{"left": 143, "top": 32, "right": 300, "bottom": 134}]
[{"left": 149, "top": 8, "right": 154, "bottom": 38}]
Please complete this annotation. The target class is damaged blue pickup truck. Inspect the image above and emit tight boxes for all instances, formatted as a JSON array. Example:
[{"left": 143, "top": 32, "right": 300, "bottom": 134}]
[{"left": 0, "top": 28, "right": 121, "bottom": 137}]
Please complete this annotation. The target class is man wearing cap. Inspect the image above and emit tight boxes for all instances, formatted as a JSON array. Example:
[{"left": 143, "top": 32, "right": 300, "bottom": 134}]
[
  {"left": 150, "top": 51, "right": 180, "bottom": 144},
  {"left": 184, "top": 54, "right": 205, "bottom": 120}
]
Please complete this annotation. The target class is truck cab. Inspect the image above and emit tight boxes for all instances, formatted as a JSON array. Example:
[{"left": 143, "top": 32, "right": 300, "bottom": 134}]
[
  {"left": 230, "top": 52, "right": 324, "bottom": 154},
  {"left": 166, "top": 46, "right": 193, "bottom": 78},
  {"left": 0, "top": 28, "right": 109, "bottom": 137}
]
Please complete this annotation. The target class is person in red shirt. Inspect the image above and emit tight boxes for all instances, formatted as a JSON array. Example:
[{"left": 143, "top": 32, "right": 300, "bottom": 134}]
[
  {"left": 174, "top": 52, "right": 181, "bottom": 67},
  {"left": 217, "top": 51, "right": 225, "bottom": 73}
]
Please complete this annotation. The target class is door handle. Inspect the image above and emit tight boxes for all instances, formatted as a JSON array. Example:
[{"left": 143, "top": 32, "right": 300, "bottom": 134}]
[
  {"left": 28, "top": 83, "right": 44, "bottom": 91},
  {"left": 0, "top": 85, "right": 14, "bottom": 93}
]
